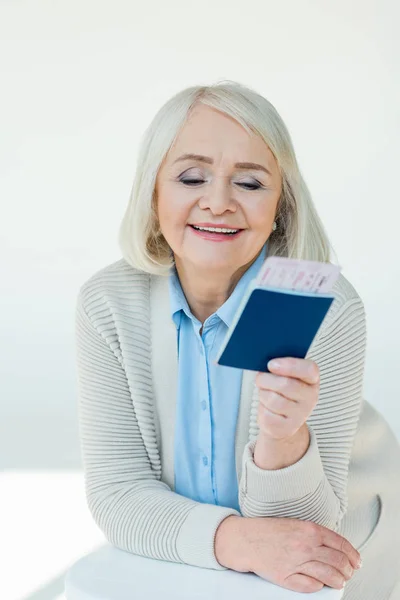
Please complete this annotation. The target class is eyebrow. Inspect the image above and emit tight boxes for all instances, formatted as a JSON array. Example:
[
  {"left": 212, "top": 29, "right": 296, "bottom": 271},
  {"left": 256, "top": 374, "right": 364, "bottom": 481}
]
[{"left": 172, "top": 153, "right": 272, "bottom": 176}]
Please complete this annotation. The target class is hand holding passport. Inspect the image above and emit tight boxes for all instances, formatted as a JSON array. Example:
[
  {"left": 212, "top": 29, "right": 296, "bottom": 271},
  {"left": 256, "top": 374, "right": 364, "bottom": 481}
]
[{"left": 215, "top": 256, "right": 342, "bottom": 372}]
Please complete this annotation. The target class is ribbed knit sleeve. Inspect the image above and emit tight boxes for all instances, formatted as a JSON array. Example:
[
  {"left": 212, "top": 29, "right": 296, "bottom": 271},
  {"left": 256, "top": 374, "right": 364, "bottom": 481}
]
[
  {"left": 75, "top": 292, "right": 240, "bottom": 571},
  {"left": 238, "top": 293, "right": 367, "bottom": 531}
]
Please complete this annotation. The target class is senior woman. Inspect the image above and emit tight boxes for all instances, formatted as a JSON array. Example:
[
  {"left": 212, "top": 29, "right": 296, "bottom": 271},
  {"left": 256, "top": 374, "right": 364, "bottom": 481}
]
[{"left": 75, "top": 81, "right": 400, "bottom": 599}]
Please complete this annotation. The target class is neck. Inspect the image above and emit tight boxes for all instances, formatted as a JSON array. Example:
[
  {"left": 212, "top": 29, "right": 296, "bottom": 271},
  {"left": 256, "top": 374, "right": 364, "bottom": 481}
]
[{"left": 173, "top": 256, "right": 257, "bottom": 324}]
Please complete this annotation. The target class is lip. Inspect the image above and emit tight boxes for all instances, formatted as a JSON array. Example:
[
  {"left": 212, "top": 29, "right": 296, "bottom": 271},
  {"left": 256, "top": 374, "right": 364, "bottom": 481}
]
[
  {"left": 188, "top": 224, "right": 245, "bottom": 242},
  {"left": 189, "top": 222, "right": 243, "bottom": 230}
]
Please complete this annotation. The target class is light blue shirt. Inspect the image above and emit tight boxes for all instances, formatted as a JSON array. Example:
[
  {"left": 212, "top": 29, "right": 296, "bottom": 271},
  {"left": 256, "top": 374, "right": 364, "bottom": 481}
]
[{"left": 169, "top": 241, "right": 268, "bottom": 512}]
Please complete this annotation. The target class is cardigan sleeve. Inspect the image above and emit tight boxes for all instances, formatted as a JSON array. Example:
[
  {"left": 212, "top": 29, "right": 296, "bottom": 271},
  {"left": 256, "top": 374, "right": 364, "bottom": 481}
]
[
  {"left": 75, "top": 292, "right": 240, "bottom": 571},
  {"left": 238, "top": 293, "right": 367, "bottom": 531}
]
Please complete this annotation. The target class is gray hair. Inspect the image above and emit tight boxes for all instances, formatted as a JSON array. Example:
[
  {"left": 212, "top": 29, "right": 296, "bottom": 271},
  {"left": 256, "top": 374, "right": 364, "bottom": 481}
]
[{"left": 118, "top": 80, "right": 336, "bottom": 276}]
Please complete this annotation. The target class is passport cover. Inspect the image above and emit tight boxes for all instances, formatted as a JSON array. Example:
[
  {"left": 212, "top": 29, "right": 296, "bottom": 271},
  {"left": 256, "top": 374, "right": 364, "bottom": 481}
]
[{"left": 215, "top": 283, "right": 335, "bottom": 372}]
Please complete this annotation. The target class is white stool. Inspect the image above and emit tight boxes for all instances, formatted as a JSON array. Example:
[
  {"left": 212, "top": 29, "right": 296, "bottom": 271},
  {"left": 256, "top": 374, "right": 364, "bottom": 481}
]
[{"left": 64, "top": 544, "right": 344, "bottom": 599}]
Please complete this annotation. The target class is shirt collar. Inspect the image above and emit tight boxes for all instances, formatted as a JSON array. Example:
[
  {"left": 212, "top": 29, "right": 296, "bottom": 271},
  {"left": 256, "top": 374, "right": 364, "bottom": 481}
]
[{"left": 168, "top": 240, "right": 269, "bottom": 329}]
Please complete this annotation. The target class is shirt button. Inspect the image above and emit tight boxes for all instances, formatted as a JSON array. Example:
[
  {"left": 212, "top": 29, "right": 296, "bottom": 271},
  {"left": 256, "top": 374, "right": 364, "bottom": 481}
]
[
  {"left": 202, "top": 456, "right": 208, "bottom": 466},
  {"left": 201, "top": 400, "right": 207, "bottom": 411}
]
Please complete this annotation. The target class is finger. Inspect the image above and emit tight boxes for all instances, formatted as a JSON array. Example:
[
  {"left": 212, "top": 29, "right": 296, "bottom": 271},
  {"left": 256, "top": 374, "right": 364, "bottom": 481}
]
[
  {"left": 267, "top": 357, "right": 320, "bottom": 385},
  {"left": 259, "top": 390, "right": 290, "bottom": 417},
  {"left": 320, "top": 527, "right": 362, "bottom": 570},
  {"left": 257, "top": 373, "right": 311, "bottom": 403},
  {"left": 283, "top": 573, "right": 324, "bottom": 593},
  {"left": 298, "top": 561, "right": 345, "bottom": 590},
  {"left": 309, "top": 546, "right": 354, "bottom": 581}
]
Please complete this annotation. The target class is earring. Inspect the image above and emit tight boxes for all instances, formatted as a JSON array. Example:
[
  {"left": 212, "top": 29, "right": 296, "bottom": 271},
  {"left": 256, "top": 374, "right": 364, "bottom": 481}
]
[{"left": 272, "top": 221, "right": 277, "bottom": 231}]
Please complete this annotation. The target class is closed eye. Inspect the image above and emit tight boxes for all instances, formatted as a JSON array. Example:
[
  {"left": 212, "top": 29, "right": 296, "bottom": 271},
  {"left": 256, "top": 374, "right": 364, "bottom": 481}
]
[{"left": 179, "top": 178, "right": 262, "bottom": 191}]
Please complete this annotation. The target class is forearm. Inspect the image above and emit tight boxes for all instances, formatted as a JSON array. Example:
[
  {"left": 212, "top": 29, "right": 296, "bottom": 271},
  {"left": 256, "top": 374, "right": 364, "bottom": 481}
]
[{"left": 253, "top": 423, "right": 310, "bottom": 470}]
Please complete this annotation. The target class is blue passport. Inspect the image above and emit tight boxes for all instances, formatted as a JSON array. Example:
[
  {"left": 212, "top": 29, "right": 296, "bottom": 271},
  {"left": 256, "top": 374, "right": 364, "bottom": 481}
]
[{"left": 215, "top": 280, "right": 335, "bottom": 373}]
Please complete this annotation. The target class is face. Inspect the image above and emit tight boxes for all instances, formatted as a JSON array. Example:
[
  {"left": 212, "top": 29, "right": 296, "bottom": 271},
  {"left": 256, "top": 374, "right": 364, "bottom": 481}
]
[{"left": 155, "top": 104, "right": 282, "bottom": 277}]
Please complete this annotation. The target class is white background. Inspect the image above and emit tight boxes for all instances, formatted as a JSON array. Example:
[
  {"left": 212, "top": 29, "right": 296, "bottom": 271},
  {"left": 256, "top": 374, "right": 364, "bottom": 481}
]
[{"left": 1, "top": 1, "right": 399, "bottom": 599}]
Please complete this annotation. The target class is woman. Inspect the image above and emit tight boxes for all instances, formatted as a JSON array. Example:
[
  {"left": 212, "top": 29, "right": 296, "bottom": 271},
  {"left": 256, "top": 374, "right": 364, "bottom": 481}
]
[{"left": 75, "top": 81, "right": 400, "bottom": 598}]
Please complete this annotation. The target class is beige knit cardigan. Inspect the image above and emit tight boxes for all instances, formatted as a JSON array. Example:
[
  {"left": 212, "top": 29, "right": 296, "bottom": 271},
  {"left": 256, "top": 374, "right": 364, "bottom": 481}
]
[{"left": 75, "top": 257, "right": 400, "bottom": 599}]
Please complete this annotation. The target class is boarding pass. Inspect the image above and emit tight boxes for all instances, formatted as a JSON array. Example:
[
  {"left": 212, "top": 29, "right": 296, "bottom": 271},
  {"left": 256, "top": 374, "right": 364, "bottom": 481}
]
[{"left": 255, "top": 256, "right": 342, "bottom": 294}]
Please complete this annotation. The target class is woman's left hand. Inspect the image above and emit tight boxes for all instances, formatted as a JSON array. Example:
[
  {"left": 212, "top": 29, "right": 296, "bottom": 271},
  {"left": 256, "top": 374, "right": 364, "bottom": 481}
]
[{"left": 255, "top": 357, "right": 320, "bottom": 441}]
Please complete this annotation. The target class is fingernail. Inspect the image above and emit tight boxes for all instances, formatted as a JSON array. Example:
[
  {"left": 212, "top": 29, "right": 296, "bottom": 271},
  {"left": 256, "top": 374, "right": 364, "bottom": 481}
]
[
  {"left": 268, "top": 360, "right": 281, "bottom": 369},
  {"left": 357, "top": 559, "right": 363, "bottom": 569}
]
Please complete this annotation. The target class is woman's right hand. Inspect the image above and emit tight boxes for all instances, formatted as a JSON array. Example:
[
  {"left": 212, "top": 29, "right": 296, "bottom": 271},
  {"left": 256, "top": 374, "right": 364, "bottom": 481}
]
[{"left": 214, "top": 515, "right": 362, "bottom": 593}]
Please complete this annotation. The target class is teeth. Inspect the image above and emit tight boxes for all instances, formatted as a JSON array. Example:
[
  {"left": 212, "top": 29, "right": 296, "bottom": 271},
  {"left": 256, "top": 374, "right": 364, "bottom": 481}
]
[{"left": 192, "top": 226, "right": 239, "bottom": 233}]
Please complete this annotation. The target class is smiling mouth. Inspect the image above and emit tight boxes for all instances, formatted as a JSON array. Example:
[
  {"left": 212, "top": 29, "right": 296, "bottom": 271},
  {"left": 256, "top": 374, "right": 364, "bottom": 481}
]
[{"left": 188, "top": 224, "right": 245, "bottom": 239}]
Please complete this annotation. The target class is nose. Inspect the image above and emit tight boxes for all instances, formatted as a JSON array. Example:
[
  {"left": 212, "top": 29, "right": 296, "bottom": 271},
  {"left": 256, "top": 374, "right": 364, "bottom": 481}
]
[{"left": 198, "top": 178, "right": 236, "bottom": 214}]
